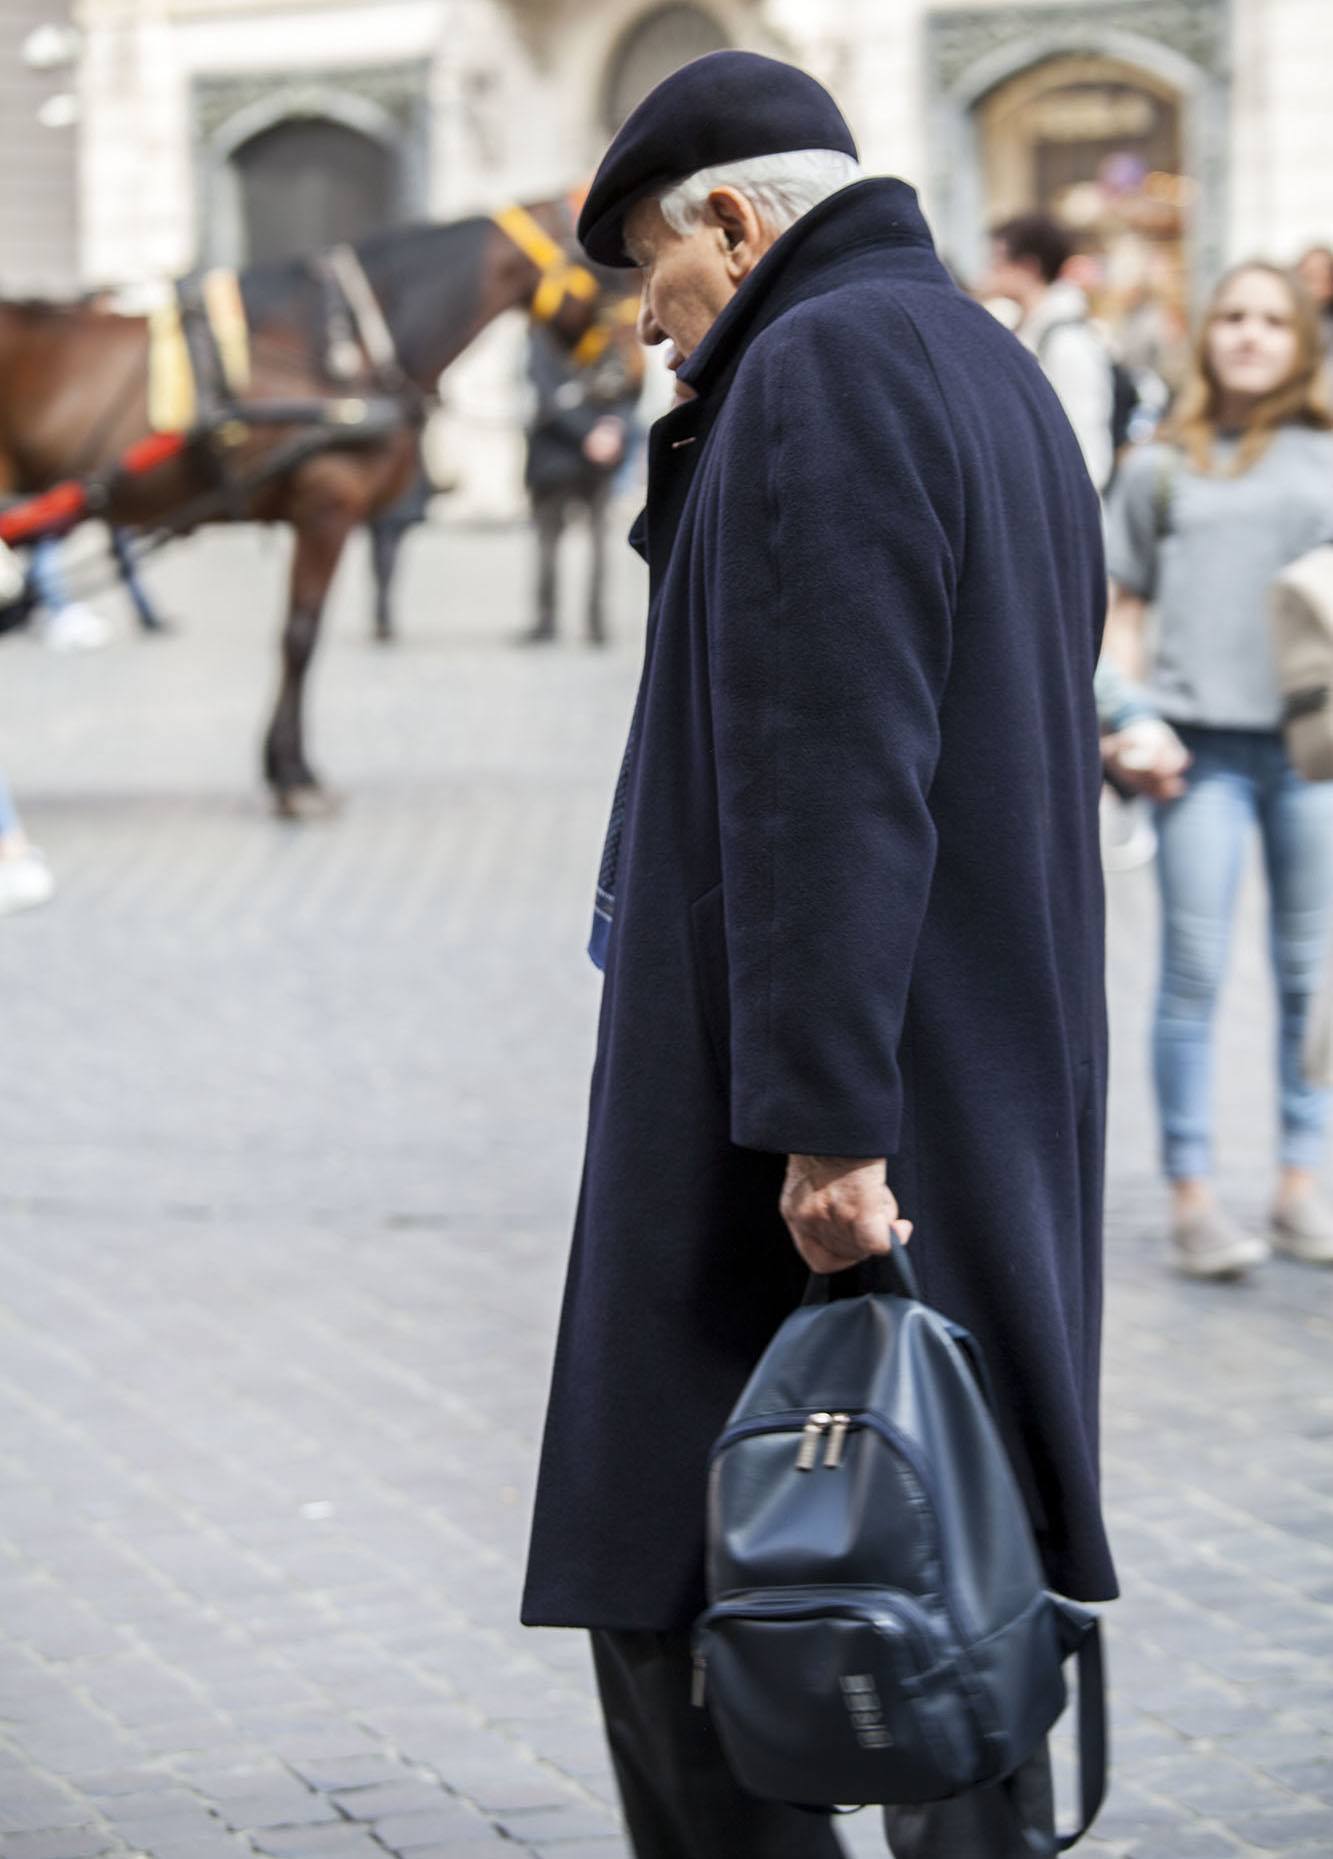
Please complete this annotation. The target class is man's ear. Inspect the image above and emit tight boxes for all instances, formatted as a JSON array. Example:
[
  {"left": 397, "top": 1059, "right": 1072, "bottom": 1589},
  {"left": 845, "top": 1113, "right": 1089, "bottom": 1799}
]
[{"left": 706, "top": 188, "right": 768, "bottom": 281}]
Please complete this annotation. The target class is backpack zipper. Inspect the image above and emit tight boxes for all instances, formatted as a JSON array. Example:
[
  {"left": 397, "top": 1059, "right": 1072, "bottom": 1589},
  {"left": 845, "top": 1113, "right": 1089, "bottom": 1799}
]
[
  {"left": 795, "top": 1412, "right": 833, "bottom": 1470},
  {"left": 824, "top": 1413, "right": 851, "bottom": 1468},
  {"left": 710, "top": 1409, "right": 971, "bottom": 1640},
  {"left": 691, "top": 1586, "right": 941, "bottom": 1708}
]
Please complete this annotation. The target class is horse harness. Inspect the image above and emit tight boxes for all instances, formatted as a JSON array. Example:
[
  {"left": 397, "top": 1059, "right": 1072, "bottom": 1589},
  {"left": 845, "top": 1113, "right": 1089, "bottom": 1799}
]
[
  {"left": 492, "top": 204, "right": 635, "bottom": 370},
  {"left": 0, "top": 204, "right": 630, "bottom": 583},
  {"left": 314, "top": 244, "right": 408, "bottom": 392}
]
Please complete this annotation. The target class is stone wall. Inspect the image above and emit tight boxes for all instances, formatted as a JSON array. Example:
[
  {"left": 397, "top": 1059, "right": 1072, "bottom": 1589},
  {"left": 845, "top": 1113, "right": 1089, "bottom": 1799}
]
[
  {"left": 0, "top": 0, "right": 80, "bottom": 294},
  {"left": 54, "top": 0, "right": 1333, "bottom": 515}
]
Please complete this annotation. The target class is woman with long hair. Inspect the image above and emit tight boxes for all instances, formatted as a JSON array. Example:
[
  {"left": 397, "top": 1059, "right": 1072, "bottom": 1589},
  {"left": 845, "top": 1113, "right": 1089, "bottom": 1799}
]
[{"left": 1102, "top": 261, "right": 1333, "bottom": 1278}]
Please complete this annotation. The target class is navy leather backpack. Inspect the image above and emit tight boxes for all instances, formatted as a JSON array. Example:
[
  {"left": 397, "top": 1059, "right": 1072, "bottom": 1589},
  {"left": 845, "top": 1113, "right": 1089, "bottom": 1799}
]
[{"left": 692, "top": 1250, "right": 1107, "bottom": 1845}]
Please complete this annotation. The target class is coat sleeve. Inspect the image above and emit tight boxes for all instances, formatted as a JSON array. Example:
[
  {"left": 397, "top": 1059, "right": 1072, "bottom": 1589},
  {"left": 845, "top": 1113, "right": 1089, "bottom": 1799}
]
[{"left": 710, "top": 302, "right": 961, "bottom": 1158}]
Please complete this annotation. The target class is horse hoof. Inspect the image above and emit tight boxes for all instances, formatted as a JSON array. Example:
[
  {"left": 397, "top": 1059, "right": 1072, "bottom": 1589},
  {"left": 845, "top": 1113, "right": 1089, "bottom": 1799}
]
[{"left": 272, "top": 782, "right": 341, "bottom": 821}]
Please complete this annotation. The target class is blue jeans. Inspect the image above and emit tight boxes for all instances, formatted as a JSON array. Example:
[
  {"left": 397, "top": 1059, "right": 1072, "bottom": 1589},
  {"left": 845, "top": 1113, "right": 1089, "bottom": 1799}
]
[
  {"left": 27, "top": 537, "right": 70, "bottom": 615},
  {"left": 1154, "top": 726, "right": 1333, "bottom": 1179},
  {"left": 0, "top": 765, "right": 19, "bottom": 839}
]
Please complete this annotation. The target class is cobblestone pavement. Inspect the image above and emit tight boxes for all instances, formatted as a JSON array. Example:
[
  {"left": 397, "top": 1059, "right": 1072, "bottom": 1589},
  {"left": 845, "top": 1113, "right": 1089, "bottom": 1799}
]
[{"left": 0, "top": 519, "right": 1331, "bottom": 1859}]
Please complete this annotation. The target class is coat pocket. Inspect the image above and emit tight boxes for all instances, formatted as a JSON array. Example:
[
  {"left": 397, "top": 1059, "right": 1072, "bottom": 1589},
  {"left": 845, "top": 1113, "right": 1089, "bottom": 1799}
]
[{"left": 689, "top": 881, "right": 730, "bottom": 1089}]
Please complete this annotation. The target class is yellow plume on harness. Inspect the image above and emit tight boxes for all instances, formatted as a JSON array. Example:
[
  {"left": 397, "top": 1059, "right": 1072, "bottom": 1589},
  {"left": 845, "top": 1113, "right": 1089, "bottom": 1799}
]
[
  {"left": 204, "top": 269, "right": 251, "bottom": 394},
  {"left": 493, "top": 205, "right": 600, "bottom": 323},
  {"left": 148, "top": 299, "right": 194, "bottom": 433},
  {"left": 147, "top": 268, "right": 251, "bottom": 433}
]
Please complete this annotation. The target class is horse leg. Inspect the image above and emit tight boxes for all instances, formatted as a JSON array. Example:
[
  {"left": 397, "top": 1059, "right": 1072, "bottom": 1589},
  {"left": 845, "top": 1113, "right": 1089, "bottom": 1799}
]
[{"left": 263, "top": 506, "right": 354, "bottom": 815}]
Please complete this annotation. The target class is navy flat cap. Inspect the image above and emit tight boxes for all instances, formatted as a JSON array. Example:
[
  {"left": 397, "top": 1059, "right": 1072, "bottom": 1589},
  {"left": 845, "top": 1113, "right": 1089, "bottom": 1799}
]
[{"left": 578, "top": 50, "right": 858, "bottom": 267}]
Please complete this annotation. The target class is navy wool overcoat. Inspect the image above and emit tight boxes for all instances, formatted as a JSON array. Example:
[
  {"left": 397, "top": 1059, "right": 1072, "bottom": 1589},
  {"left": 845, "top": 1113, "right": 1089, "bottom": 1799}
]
[{"left": 523, "top": 178, "right": 1117, "bottom": 1632}]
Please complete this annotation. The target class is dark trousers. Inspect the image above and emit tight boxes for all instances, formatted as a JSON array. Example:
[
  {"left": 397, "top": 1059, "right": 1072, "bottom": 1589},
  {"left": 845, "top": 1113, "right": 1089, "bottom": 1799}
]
[
  {"left": 369, "top": 518, "right": 414, "bottom": 640},
  {"left": 531, "top": 478, "right": 612, "bottom": 642},
  {"left": 590, "top": 1630, "right": 1056, "bottom": 1859}
]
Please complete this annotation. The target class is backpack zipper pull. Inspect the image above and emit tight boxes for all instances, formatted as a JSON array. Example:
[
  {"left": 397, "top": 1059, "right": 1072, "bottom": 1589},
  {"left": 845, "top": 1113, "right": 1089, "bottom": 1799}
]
[
  {"left": 795, "top": 1411, "right": 832, "bottom": 1471},
  {"left": 824, "top": 1413, "right": 851, "bottom": 1469},
  {"left": 691, "top": 1650, "right": 707, "bottom": 1707}
]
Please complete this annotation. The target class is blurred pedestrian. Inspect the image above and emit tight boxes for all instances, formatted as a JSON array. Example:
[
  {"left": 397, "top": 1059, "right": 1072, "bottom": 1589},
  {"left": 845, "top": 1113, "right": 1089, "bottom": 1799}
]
[
  {"left": 368, "top": 464, "right": 432, "bottom": 643},
  {"left": 0, "top": 765, "right": 53, "bottom": 918},
  {"left": 1102, "top": 261, "right": 1333, "bottom": 1277},
  {"left": 521, "top": 322, "right": 643, "bottom": 646},
  {"left": 27, "top": 536, "right": 114, "bottom": 653},
  {"left": 980, "top": 212, "right": 1115, "bottom": 492}
]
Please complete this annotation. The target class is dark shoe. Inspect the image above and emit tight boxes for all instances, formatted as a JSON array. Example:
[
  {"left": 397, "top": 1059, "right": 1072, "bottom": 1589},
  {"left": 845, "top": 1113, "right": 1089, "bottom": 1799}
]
[{"left": 517, "top": 622, "right": 556, "bottom": 646}]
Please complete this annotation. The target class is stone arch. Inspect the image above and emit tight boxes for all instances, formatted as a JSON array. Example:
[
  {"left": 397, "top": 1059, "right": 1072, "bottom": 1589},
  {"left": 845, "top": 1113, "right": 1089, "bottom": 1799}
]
[
  {"left": 194, "top": 67, "right": 430, "bottom": 269},
  {"left": 926, "top": 6, "right": 1229, "bottom": 303},
  {"left": 601, "top": 3, "right": 731, "bottom": 133}
]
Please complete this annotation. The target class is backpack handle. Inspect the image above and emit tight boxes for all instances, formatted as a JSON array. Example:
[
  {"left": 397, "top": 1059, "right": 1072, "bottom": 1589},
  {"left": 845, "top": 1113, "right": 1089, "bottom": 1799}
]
[{"left": 803, "top": 1243, "right": 921, "bottom": 1306}]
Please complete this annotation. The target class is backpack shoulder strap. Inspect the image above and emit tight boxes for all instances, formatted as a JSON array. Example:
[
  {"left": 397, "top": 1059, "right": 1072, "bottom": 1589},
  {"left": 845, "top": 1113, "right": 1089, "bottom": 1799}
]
[
  {"left": 1034, "top": 315, "right": 1086, "bottom": 361},
  {"left": 1153, "top": 447, "right": 1180, "bottom": 539}
]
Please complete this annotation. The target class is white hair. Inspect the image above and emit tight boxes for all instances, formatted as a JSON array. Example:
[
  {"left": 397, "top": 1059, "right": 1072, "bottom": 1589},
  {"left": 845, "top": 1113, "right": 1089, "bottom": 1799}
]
[{"left": 656, "top": 148, "right": 863, "bottom": 241}]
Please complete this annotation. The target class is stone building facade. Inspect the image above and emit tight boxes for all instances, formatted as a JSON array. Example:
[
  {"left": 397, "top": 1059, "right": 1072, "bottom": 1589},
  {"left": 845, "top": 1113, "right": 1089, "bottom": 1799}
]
[
  {"left": 13, "top": 0, "right": 1331, "bottom": 503},
  {"left": 67, "top": 0, "right": 1333, "bottom": 289},
  {"left": 0, "top": 0, "right": 80, "bottom": 293}
]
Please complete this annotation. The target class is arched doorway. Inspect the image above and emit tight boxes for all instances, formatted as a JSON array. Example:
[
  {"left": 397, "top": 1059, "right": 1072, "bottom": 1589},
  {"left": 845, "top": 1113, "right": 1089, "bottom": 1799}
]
[
  {"left": 602, "top": 4, "right": 730, "bottom": 132},
  {"left": 977, "top": 55, "right": 1191, "bottom": 355},
  {"left": 926, "top": 3, "right": 1229, "bottom": 311},
  {"left": 231, "top": 116, "right": 397, "bottom": 264}
]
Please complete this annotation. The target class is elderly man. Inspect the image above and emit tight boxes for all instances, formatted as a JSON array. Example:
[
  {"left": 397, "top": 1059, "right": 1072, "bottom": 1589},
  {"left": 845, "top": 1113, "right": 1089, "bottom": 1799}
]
[{"left": 522, "top": 51, "right": 1116, "bottom": 1859}]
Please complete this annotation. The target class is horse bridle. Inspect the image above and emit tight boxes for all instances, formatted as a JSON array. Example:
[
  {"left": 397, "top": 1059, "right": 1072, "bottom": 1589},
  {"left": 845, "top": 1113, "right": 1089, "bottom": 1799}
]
[{"left": 492, "top": 204, "right": 632, "bottom": 367}]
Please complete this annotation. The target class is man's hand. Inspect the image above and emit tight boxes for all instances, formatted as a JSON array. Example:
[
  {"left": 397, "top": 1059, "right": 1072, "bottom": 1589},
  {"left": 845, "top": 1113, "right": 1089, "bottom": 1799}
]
[
  {"left": 1102, "top": 717, "right": 1191, "bottom": 802},
  {"left": 780, "top": 1155, "right": 912, "bottom": 1275}
]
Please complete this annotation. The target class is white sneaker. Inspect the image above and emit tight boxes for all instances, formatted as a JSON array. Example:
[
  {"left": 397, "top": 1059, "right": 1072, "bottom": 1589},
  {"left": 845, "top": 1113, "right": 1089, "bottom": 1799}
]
[
  {"left": 0, "top": 848, "right": 55, "bottom": 917},
  {"left": 1272, "top": 1193, "right": 1333, "bottom": 1265},
  {"left": 40, "top": 603, "right": 114, "bottom": 653},
  {"left": 1170, "top": 1205, "right": 1270, "bottom": 1279}
]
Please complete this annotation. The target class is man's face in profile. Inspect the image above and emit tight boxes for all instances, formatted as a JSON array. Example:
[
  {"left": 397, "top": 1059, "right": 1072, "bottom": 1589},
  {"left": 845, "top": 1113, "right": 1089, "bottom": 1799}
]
[{"left": 624, "top": 190, "right": 776, "bottom": 396}]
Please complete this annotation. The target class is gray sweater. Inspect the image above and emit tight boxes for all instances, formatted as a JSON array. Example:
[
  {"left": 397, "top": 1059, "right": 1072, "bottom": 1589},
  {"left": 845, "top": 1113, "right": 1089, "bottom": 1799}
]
[{"left": 1105, "top": 427, "right": 1333, "bottom": 730}]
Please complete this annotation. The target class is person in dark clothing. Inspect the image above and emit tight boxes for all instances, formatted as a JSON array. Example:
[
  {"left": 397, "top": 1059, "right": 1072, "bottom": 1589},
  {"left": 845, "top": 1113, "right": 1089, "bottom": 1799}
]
[
  {"left": 522, "top": 52, "right": 1114, "bottom": 1859},
  {"left": 368, "top": 464, "right": 433, "bottom": 643},
  {"left": 521, "top": 324, "right": 643, "bottom": 645}
]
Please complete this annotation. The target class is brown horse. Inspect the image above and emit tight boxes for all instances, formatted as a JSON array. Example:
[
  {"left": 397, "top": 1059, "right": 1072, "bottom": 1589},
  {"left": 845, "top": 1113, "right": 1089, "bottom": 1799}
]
[{"left": 0, "top": 200, "right": 636, "bottom": 815}]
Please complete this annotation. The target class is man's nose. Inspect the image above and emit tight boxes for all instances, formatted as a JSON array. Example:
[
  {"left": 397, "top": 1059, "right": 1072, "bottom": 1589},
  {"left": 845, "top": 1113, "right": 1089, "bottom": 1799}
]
[{"left": 637, "top": 296, "right": 664, "bottom": 346}]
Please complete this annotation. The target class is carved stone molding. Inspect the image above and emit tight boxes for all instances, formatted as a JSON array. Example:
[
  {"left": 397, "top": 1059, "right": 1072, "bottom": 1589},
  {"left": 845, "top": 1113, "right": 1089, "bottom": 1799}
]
[
  {"left": 192, "top": 62, "right": 432, "bottom": 269},
  {"left": 193, "top": 62, "right": 430, "bottom": 147},
  {"left": 928, "top": 0, "right": 1229, "bottom": 97},
  {"left": 925, "top": 0, "right": 1231, "bottom": 300}
]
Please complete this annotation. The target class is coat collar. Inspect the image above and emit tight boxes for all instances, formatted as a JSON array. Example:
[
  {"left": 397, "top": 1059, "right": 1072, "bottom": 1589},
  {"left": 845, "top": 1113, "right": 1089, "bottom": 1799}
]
[{"left": 675, "top": 177, "right": 940, "bottom": 403}]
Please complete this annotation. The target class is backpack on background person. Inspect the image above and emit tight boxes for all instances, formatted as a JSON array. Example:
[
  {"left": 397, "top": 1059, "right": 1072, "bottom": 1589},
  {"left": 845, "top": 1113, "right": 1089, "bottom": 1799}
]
[{"left": 1036, "top": 317, "right": 1152, "bottom": 486}]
